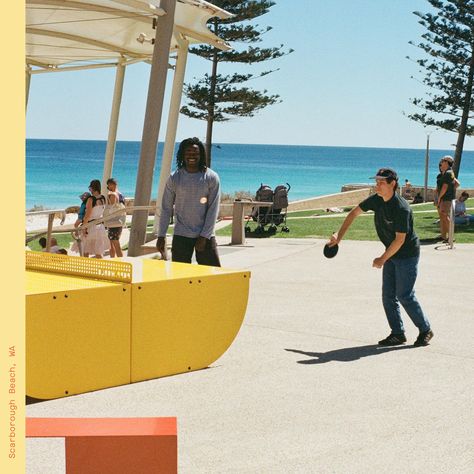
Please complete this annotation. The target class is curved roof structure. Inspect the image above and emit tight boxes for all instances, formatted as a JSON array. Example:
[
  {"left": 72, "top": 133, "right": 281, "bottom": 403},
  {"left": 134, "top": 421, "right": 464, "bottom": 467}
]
[{"left": 26, "top": 0, "right": 232, "bottom": 72}]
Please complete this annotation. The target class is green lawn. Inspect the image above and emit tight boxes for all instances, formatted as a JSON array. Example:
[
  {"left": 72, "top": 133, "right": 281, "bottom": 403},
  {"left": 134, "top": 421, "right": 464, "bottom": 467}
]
[
  {"left": 28, "top": 232, "right": 74, "bottom": 251},
  {"left": 285, "top": 198, "right": 474, "bottom": 215},
  {"left": 286, "top": 207, "right": 353, "bottom": 218},
  {"left": 27, "top": 222, "right": 158, "bottom": 252},
  {"left": 410, "top": 197, "right": 474, "bottom": 212},
  {"left": 27, "top": 199, "right": 474, "bottom": 250},
  {"left": 216, "top": 210, "right": 474, "bottom": 243}
]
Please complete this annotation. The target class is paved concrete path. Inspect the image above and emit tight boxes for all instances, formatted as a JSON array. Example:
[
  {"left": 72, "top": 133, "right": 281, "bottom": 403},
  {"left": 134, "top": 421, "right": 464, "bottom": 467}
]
[{"left": 27, "top": 238, "right": 474, "bottom": 473}]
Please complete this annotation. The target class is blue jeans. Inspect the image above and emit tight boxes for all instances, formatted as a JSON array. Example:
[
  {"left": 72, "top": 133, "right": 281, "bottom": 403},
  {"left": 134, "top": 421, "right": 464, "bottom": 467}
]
[{"left": 382, "top": 255, "right": 430, "bottom": 334}]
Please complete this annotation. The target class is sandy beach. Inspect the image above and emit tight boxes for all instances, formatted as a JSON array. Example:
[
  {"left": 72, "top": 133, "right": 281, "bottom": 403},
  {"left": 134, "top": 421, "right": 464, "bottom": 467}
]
[{"left": 25, "top": 213, "right": 78, "bottom": 233}]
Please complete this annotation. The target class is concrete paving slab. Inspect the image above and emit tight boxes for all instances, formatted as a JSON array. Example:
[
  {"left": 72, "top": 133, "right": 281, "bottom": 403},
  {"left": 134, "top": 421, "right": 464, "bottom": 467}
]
[{"left": 26, "top": 238, "right": 474, "bottom": 473}]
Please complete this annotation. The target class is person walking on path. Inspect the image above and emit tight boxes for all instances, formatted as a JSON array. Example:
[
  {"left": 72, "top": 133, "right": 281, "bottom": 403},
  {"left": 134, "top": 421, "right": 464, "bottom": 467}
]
[
  {"left": 157, "top": 137, "right": 221, "bottom": 266},
  {"left": 106, "top": 178, "right": 125, "bottom": 258},
  {"left": 327, "top": 167, "right": 433, "bottom": 347},
  {"left": 435, "top": 156, "right": 459, "bottom": 242}
]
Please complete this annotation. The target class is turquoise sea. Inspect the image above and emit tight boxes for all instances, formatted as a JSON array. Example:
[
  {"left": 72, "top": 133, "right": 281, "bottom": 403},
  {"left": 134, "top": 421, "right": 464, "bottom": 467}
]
[{"left": 26, "top": 139, "right": 474, "bottom": 210}]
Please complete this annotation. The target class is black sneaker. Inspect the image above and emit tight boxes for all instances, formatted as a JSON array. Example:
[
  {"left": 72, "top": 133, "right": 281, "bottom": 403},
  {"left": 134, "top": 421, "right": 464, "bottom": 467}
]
[
  {"left": 378, "top": 333, "right": 407, "bottom": 346},
  {"left": 414, "top": 330, "right": 434, "bottom": 346}
]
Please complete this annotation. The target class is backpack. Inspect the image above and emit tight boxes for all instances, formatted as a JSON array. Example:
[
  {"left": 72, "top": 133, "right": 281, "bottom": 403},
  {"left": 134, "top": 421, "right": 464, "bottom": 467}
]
[
  {"left": 87, "top": 194, "right": 106, "bottom": 208},
  {"left": 103, "top": 194, "right": 126, "bottom": 227},
  {"left": 273, "top": 185, "right": 289, "bottom": 210}
]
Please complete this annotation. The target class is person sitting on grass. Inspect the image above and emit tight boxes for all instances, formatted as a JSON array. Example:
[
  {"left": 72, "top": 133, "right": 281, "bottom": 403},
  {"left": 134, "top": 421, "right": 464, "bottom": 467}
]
[
  {"left": 454, "top": 192, "right": 474, "bottom": 225},
  {"left": 402, "top": 179, "right": 412, "bottom": 200},
  {"left": 39, "top": 237, "right": 62, "bottom": 254}
]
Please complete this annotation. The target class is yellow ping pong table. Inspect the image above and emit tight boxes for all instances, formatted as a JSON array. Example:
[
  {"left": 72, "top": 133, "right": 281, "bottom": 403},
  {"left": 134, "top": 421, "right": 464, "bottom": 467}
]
[{"left": 26, "top": 251, "right": 250, "bottom": 399}]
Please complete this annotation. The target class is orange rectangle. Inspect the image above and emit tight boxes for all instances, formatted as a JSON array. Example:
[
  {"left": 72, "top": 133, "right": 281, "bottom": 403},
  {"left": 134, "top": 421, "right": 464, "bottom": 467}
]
[{"left": 26, "top": 417, "right": 177, "bottom": 437}]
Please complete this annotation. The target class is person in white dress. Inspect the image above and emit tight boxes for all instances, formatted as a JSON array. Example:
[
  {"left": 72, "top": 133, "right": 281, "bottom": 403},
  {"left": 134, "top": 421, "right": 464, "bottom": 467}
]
[{"left": 82, "top": 179, "right": 110, "bottom": 258}]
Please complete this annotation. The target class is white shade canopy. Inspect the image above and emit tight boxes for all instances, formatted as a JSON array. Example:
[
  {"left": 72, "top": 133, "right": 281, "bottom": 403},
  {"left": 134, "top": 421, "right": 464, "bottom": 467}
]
[{"left": 26, "top": 0, "right": 232, "bottom": 72}]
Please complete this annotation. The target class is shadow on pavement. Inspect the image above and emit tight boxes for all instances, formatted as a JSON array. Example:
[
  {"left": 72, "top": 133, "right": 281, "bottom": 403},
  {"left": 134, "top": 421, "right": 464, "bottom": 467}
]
[
  {"left": 26, "top": 396, "right": 48, "bottom": 405},
  {"left": 419, "top": 237, "right": 442, "bottom": 246},
  {"left": 285, "top": 344, "right": 412, "bottom": 364}
]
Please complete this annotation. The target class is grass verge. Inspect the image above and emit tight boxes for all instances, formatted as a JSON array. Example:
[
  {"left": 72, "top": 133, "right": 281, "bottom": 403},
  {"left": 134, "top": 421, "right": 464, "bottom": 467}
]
[{"left": 216, "top": 210, "right": 474, "bottom": 243}]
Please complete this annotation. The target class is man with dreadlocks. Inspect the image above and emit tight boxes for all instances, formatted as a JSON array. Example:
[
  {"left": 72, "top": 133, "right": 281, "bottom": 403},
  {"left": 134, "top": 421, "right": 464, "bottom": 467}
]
[{"left": 157, "top": 137, "right": 221, "bottom": 266}]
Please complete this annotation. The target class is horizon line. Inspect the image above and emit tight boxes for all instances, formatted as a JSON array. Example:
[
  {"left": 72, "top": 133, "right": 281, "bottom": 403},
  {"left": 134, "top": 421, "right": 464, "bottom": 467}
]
[{"left": 25, "top": 137, "right": 472, "bottom": 153}]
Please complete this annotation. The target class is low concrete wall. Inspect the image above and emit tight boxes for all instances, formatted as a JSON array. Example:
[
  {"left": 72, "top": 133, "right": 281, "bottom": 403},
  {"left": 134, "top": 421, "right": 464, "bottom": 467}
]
[
  {"left": 218, "top": 189, "right": 371, "bottom": 218},
  {"left": 219, "top": 203, "right": 234, "bottom": 218},
  {"left": 218, "top": 189, "right": 371, "bottom": 217},
  {"left": 123, "top": 199, "right": 156, "bottom": 215},
  {"left": 288, "top": 188, "right": 371, "bottom": 211}
]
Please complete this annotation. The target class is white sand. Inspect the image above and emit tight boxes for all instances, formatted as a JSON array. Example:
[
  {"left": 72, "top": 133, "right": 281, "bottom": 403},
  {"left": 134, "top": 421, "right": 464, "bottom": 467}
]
[{"left": 25, "top": 213, "right": 78, "bottom": 233}]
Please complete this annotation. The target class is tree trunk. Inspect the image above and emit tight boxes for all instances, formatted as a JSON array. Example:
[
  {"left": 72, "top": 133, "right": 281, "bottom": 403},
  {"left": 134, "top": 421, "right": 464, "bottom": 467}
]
[
  {"left": 453, "top": 45, "right": 474, "bottom": 178},
  {"left": 205, "top": 19, "right": 219, "bottom": 168}
]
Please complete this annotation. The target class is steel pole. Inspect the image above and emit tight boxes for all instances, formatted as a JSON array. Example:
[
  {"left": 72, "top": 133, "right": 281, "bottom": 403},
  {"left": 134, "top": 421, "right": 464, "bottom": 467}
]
[
  {"left": 423, "top": 133, "right": 430, "bottom": 203},
  {"left": 26, "top": 67, "right": 31, "bottom": 112},
  {"left": 153, "top": 36, "right": 189, "bottom": 234},
  {"left": 128, "top": 0, "right": 177, "bottom": 256},
  {"left": 102, "top": 61, "right": 126, "bottom": 192}
]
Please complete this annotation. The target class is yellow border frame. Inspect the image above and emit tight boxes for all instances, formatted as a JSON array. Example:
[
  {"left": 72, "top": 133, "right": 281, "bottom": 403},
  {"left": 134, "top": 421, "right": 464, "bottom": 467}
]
[{"left": 1, "top": 3, "right": 25, "bottom": 473}]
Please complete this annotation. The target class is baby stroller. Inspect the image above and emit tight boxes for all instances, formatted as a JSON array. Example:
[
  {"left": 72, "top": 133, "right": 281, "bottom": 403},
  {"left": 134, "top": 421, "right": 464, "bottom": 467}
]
[{"left": 245, "top": 183, "right": 291, "bottom": 235}]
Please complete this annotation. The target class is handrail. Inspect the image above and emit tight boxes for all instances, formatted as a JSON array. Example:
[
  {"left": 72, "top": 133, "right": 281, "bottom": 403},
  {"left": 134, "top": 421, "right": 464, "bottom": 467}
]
[
  {"left": 79, "top": 205, "right": 156, "bottom": 231},
  {"left": 26, "top": 205, "right": 157, "bottom": 253},
  {"left": 26, "top": 209, "right": 66, "bottom": 219},
  {"left": 73, "top": 206, "right": 156, "bottom": 256},
  {"left": 74, "top": 205, "right": 156, "bottom": 256},
  {"left": 448, "top": 199, "right": 455, "bottom": 249},
  {"left": 25, "top": 209, "right": 66, "bottom": 251}
]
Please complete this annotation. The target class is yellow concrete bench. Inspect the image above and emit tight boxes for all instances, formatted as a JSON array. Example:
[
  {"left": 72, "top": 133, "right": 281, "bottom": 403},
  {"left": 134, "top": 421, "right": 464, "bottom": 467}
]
[{"left": 26, "top": 252, "right": 250, "bottom": 399}]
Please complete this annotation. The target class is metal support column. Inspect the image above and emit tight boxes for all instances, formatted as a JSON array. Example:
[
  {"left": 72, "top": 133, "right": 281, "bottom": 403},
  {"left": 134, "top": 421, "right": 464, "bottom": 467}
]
[
  {"left": 26, "top": 66, "right": 31, "bottom": 112},
  {"left": 423, "top": 133, "right": 430, "bottom": 203},
  {"left": 128, "top": 0, "right": 177, "bottom": 256},
  {"left": 153, "top": 36, "right": 189, "bottom": 234},
  {"left": 102, "top": 61, "right": 126, "bottom": 192}
]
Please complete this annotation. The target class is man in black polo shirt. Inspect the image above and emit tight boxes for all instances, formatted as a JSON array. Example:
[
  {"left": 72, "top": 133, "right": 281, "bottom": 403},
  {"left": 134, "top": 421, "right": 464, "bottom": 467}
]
[{"left": 327, "top": 168, "right": 433, "bottom": 347}]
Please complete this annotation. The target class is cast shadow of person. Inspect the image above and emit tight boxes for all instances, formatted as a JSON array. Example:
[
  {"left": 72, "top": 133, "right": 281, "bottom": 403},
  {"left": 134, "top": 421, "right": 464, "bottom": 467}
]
[{"left": 285, "top": 344, "right": 412, "bottom": 365}]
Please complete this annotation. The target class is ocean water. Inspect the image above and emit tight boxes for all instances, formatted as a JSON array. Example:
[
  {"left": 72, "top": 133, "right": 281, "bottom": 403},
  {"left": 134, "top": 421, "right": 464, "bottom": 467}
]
[{"left": 26, "top": 139, "right": 474, "bottom": 210}]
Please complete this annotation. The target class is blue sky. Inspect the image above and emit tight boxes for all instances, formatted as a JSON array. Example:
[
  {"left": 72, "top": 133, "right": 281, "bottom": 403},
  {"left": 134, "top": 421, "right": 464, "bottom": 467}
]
[{"left": 26, "top": 0, "right": 473, "bottom": 151}]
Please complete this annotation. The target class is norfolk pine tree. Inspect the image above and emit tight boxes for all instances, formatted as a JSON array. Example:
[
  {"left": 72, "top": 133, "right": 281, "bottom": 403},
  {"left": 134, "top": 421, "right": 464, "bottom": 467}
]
[
  {"left": 180, "top": 1, "right": 292, "bottom": 166},
  {"left": 408, "top": 0, "right": 474, "bottom": 177}
]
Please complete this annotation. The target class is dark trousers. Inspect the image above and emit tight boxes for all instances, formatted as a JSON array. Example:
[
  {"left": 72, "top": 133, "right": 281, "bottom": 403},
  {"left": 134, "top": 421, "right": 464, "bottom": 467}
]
[{"left": 171, "top": 235, "right": 221, "bottom": 267}]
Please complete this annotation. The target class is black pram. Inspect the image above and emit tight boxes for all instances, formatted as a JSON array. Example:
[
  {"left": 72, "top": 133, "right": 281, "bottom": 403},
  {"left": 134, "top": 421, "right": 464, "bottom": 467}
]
[{"left": 245, "top": 183, "right": 291, "bottom": 234}]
